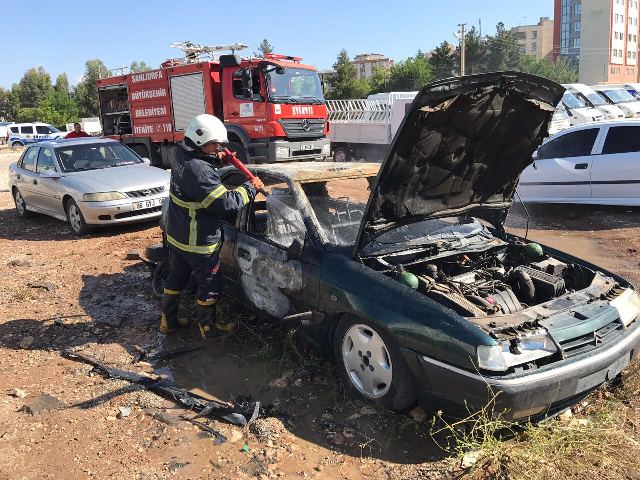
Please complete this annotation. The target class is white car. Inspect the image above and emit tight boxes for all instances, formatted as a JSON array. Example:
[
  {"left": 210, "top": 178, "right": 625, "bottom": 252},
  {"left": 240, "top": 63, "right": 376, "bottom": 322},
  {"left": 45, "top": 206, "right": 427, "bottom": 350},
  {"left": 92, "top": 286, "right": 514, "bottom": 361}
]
[
  {"left": 518, "top": 121, "right": 640, "bottom": 206},
  {"left": 592, "top": 86, "right": 640, "bottom": 118},
  {"left": 560, "top": 92, "right": 604, "bottom": 125}
]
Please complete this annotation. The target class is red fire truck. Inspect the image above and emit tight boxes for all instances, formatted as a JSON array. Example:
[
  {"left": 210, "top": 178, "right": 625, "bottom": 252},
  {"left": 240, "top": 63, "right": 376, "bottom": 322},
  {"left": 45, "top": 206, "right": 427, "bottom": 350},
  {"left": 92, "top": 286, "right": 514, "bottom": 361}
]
[{"left": 96, "top": 43, "right": 330, "bottom": 166}]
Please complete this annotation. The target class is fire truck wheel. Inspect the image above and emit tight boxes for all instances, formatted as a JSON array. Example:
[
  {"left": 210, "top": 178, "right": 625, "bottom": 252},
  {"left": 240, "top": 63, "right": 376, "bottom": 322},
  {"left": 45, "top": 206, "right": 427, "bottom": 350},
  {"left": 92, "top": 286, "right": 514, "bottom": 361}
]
[
  {"left": 333, "top": 146, "right": 350, "bottom": 162},
  {"left": 227, "top": 142, "right": 248, "bottom": 163}
]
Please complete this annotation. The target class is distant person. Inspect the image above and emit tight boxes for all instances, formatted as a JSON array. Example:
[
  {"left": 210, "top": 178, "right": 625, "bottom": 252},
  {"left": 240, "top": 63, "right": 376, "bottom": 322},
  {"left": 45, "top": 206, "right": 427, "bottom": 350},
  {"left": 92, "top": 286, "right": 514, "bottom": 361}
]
[{"left": 66, "top": 123, "right": 91, "bottom": 138}]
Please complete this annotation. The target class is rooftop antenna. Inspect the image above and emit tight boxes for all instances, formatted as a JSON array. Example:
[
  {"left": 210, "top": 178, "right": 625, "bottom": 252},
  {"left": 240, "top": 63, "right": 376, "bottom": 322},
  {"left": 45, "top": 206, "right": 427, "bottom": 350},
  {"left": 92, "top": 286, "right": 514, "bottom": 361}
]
[{"left": 169, "top": 41, "right": 248, "bottom": 63}]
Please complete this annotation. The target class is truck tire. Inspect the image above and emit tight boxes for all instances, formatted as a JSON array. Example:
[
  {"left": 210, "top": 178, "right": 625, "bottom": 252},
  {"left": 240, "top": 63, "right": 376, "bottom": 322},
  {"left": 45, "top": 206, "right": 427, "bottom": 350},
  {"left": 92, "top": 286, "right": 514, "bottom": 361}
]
[
  {"left": 228, "top": 142, "right": 248, "bottom": 163},
  {"left": 332, "top": 146, "right": 350, "bottom": 162}
]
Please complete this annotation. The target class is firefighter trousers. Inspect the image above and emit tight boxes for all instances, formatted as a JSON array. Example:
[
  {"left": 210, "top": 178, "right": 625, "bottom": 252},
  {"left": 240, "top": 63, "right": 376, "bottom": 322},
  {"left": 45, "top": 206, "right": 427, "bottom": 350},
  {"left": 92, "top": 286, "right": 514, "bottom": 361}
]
[{"left": 160, "top": 247, "right": 223, "bottom": 337}]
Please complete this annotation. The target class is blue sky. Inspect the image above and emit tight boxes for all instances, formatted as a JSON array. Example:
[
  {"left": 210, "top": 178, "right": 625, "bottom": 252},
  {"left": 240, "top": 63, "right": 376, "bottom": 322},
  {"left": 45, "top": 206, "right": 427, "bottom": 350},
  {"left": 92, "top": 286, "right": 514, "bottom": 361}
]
[{"left": 0, "top": 0, "right": 554, "bottom": 89}]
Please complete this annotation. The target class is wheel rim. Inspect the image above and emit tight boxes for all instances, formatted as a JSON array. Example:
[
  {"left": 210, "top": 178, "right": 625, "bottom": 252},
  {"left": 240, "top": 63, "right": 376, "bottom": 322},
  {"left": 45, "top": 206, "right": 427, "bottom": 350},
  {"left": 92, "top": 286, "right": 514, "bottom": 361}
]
[
  {"left": 68, "top": 204, "right": 81, "bottom": 232},
  {"left": 334, "top": 149, "right": 347, "bottom": 162},
  {"left": 341, "top": 324, "right": 393, "bottom": 399},
  {"left": 14, "top": 190, "right": 25, "bottom": 214}
]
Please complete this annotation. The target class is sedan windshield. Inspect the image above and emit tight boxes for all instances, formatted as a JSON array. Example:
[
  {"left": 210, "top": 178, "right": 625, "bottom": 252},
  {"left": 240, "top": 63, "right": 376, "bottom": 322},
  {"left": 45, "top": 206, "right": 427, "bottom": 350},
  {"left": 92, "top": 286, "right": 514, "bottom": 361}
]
[
  {"left": 581, "top": 91, "right": 607, "bottom": 106},
  {"left": 55, "top": 142, "right": 142, "bottom": 172},
  {"left": 599, "top": 88, "right": 636, "bottom": 103},
  {"left": 267, "top": 68, "right": 325, "bottom": 103},
  {"left": 562, "top": 92, "right": 586, "bottom": 109}
]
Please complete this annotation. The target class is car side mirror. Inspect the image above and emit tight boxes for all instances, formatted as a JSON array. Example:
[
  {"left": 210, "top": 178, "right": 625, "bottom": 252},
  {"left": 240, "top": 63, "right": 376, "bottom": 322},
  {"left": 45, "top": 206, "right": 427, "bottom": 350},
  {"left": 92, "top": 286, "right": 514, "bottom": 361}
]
[
  {"left": 286, "top": 238, "right": 304, "bottom": 260},
  {"left": 141, "top": 157, "right": 151, "bottom": 165},
  {"left": 40, "top": 170, "right": 62, "bottom": 178}
]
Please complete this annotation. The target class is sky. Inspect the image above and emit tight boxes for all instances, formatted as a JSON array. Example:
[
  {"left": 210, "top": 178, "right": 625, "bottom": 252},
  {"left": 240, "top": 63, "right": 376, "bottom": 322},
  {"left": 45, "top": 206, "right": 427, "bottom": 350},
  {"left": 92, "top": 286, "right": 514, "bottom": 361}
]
[{"left": 0, "top": 0, "right": 554, "bottom": 89}]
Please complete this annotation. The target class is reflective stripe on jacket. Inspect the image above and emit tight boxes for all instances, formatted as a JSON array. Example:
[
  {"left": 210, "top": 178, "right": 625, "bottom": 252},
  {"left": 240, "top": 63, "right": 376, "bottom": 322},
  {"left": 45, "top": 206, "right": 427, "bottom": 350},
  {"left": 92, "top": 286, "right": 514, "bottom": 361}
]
[{"left": 166, "top": 145, "right": 256, "bottom": 254}]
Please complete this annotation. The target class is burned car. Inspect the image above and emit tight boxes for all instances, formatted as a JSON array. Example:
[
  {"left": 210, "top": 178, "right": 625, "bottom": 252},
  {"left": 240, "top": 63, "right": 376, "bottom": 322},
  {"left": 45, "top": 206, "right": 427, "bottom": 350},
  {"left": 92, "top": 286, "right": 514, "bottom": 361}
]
[{"left": 156, "top": 72, "right": 640, "bottom": 420}]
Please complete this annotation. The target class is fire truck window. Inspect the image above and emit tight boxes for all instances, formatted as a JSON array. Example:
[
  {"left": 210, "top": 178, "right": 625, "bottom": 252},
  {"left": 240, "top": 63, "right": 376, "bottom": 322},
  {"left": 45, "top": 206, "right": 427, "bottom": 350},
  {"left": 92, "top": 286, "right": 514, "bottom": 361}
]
[
  {"left": 233, "top": 78, "right": 244, "bottom": 98},
  {"left": 251, "top": 68, "right": 263, "bottom": 101}
]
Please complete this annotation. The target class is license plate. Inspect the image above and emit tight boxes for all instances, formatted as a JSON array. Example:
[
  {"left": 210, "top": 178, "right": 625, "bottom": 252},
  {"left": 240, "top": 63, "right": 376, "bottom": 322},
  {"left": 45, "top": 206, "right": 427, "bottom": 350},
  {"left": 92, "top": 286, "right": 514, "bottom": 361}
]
[
  {"left": 300, "top": 144, "right": 313, "bottom": 151},
  {"left": 132, "top": 198, "right": 162, "bottom": 210}
]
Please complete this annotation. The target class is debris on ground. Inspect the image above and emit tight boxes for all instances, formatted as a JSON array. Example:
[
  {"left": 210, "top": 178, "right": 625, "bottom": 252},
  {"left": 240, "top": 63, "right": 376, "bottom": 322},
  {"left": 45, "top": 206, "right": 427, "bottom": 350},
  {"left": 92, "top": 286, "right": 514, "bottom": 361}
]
[
  {"left": 117, "top": 406, "right": 132, "bottom": 418},
  {"left": 249, "top": 417, "right": 288, "bottom": 443},
  {"left": 409, "top": 406, "right": 428, "bottom": 424},
  {"left": 27, "top": 281, "right": 56, "bottom": 292},
  {"left": 125, "top": 250, "right": 142, "bottom": 260},
  {"left": 9, "top": 388, "right": 27, "bottom": 399},
  {"left": 19, "top": 393, "right": 65, "bottom": 416},
  {"left": 18, "top": 336, "right": 34, "bottom": 349},
  {"left": 461, "top": 451, "right": 481, "bottom": 469}
]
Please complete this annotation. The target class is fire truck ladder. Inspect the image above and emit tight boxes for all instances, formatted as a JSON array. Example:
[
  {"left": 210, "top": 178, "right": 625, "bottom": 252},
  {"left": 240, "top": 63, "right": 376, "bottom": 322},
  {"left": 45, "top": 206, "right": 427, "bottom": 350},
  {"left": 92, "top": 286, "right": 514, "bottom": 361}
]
[{"left": 169, "top": 41, "right": 248, "bottom": 63}]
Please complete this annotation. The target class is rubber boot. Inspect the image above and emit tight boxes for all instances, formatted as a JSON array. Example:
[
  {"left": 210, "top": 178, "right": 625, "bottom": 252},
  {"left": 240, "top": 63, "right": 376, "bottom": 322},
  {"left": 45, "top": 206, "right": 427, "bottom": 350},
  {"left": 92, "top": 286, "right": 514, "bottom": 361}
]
[
  {"left": 160, "top": 291, "right": 181, "bottom": 335},
  {"left": 195, "top": 303, "right": 223, "bottom": 339}
]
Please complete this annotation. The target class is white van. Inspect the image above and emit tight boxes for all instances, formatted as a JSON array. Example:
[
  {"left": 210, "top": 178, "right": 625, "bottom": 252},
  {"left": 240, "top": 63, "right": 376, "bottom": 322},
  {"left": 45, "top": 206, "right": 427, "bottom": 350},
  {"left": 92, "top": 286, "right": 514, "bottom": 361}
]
[
  {"left": 592, "top": 85, "right": 640, "bottom": 118},
  {"left": 0, "top": 121, "right": 14, "bottom": 144},
  {"left": 560, "top": 91, "right": 604, "bottom": 125},
  {"left": 6, "top": 122, "right": 66, "bottom": 146},
  {"left": 562, "top": 83, "right": 626, "bottom": 120}
]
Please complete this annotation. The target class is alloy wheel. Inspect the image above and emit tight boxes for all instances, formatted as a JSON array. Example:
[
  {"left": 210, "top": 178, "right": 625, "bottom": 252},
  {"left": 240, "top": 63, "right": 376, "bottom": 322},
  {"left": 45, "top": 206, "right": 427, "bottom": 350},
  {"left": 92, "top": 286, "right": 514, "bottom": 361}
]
[
  {"left": 341, "top": 324, "right": 393, "bottom": 399},
  {"left": 68, "top": 204, "right": 82, "bottom": 233}
]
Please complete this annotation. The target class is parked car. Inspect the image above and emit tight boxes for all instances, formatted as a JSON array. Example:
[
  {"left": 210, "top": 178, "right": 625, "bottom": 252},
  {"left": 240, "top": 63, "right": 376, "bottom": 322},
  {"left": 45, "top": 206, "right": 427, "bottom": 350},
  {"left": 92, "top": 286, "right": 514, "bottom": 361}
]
[
  {"left": 518, "top": 120, "right": 640, "bottom": 205},
  {"left": 549, "top": 104, "right": 571, "bottom": 135},
  {"left": 562, "top": 83, "right": 626, "bottom": 120},
  {"left": 9, "top": 138, "right": 170, "bottom": 235},
  {"left": 7, "top": 122, "right": 66, "bottom": 146},
  {"left": 592, "top": 85, "right": 640, "bottom": 118},
  {"left": 153, "top": 73, "right": 640, "bottom": 420},
  {"left": 560, "top": 91, "right": 604, "bottom": 125}
]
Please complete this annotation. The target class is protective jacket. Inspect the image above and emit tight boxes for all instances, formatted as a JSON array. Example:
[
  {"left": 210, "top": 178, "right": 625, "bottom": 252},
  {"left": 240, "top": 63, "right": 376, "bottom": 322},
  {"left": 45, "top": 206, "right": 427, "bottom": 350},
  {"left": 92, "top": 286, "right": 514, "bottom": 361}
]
[{"left": 166, "top": 145, "right": 256, "bottom": 254}]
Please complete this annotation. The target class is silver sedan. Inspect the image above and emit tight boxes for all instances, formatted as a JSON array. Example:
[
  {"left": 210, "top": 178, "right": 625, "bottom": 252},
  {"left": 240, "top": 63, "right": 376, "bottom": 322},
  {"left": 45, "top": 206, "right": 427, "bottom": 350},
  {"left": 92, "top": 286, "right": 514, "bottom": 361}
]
[{"left": 8, "top": 138, "right": 170, "bottom": 235}]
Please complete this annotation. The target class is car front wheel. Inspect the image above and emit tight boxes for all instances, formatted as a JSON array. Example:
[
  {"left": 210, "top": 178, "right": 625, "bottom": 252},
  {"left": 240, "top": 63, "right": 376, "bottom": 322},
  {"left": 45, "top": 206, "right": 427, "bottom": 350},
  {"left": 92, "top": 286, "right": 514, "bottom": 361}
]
[
  {"left": 66, "top": 199, "right": 90, "bottom": 236},
  {"left": 333, "top": 316, "right": 416, "bottom": 411},
  {"left": 13, "top": 188, "right": 33, "bottom": 218}
]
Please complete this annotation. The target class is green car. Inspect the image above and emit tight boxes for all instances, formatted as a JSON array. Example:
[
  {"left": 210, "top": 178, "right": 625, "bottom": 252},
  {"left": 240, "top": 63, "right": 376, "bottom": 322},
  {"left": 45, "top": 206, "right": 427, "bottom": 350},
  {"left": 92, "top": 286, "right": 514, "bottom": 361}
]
[{"left": 159, "top": 72, "right": 640, "bottom": 420}]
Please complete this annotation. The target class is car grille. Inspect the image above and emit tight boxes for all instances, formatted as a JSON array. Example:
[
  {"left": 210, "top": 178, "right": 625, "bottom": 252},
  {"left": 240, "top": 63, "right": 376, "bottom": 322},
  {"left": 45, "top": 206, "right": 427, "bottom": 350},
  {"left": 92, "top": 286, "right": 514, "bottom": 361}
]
[
  {"left": 125, "top": 186, "right": 165, "bottom": 198},
  {"left": 557, "top": 318, "right": 625, "bottom": 358},
  {"left": 114, "top": 205, "right": 162, "bottom": 219},
  {"left": 278, "top": 118, "right": 324, "bottom": 139}
]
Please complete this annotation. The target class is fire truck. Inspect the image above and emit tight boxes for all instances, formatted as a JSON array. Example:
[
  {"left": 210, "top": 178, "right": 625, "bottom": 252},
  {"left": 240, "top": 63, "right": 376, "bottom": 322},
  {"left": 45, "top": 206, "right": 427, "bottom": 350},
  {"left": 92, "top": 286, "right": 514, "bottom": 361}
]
[{"left": 96, "top": 42, "right": 330, "bottom": 166}]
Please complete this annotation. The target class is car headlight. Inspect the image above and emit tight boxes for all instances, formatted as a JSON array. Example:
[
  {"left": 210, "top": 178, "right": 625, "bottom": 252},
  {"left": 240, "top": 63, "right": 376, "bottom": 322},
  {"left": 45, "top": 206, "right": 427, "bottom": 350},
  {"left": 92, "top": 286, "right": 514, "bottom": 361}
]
[
  {"left": 83, "top": 192, "right": 127, "bottom": 202},
  {"left": 275, "top": 146, "right": 290, "bottom": 158},
  {"left": 477, "top": 333, "right": 558, "bottom": 372},
  {"left": 610, "top": 289, "right": 640, "bottom": 327}
]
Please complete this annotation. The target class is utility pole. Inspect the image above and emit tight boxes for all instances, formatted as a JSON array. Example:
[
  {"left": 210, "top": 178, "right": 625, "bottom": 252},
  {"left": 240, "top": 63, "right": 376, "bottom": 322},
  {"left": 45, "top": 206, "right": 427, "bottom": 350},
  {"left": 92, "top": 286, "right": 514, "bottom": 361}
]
[{"left": 458, "top": 23, "right": 467, "bottom": 76}]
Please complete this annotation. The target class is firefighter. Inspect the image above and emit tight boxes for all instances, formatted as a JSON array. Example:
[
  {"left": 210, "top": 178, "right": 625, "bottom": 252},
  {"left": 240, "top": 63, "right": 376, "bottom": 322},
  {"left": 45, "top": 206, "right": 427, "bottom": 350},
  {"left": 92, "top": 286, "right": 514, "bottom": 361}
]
[{"left": 161, "top": 114, "right": 264, "bottom": 338}]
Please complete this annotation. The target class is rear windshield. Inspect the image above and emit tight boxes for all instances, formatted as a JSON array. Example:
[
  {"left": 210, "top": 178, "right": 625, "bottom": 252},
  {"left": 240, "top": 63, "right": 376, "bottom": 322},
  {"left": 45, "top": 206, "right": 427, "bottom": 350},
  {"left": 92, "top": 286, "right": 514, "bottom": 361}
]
[{"left": 55, "top": 142, "right": 142, "bottom": 172}]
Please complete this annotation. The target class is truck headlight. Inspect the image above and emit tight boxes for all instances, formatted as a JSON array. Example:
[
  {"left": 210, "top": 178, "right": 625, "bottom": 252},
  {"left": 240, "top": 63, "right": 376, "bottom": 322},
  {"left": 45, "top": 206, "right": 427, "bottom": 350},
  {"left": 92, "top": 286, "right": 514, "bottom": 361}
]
[
  {"left": 477, "top": 334, "right": 558, "bottom": 372},
  {"left": 83, "top": 192, "right": 126, "bottom": 202},
  {"left": 275, "top": 146, "right": 290, "bottom": 158},
  {"left": 322, "top": 144, "right": 331, "bottom": 155},
  {"left": 610, "top": 289, "right": 640, "bottom": 326}
]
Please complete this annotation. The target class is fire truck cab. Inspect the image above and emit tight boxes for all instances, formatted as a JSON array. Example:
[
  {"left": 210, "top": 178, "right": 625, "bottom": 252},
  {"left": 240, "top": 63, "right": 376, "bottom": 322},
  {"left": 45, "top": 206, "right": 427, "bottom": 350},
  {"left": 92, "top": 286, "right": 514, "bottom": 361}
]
[{"left": 96, "top": 47, "right": 330, "bottom": 166}]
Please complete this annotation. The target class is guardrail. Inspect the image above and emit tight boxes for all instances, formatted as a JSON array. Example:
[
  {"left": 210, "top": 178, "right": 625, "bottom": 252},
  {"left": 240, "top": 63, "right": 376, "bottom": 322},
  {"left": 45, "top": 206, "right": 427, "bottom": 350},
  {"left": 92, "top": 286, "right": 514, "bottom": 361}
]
[{"left": 326, "top": 99, "right": 390, "bottom": 124}]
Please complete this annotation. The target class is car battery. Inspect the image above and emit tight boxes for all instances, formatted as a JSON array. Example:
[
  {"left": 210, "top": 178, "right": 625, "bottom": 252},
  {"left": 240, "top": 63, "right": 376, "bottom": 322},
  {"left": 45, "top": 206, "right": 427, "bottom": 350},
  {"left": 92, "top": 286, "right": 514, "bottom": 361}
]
[
  {"left": 530, "top": 257, "right": 567, "bottom": 277},
  {"left": 515, "top": 266, "right": 565, "bottom": 301}
]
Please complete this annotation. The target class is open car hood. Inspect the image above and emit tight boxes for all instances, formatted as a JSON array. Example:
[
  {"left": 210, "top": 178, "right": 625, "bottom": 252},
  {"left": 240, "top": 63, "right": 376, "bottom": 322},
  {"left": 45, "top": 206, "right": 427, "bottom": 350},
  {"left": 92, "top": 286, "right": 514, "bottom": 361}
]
[{"left": 355, "top": 72, "right": 565, "bottom": 253}]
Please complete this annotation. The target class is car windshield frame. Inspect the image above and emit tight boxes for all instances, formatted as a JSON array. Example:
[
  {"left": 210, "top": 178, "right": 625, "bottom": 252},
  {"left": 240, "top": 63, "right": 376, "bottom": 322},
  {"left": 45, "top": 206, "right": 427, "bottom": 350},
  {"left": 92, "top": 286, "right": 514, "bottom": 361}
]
[
  {"left": 266, "top": 67, "right": 325, "bottom": 104},
  {"left": 54, "top": 142, "right": 143, "bottom": 173},
  {"left": 579, "top": 91, "right": 608, "bottom": 106},
  {"left": 599, "top": 88, "right": 637, "bottom": 103}
]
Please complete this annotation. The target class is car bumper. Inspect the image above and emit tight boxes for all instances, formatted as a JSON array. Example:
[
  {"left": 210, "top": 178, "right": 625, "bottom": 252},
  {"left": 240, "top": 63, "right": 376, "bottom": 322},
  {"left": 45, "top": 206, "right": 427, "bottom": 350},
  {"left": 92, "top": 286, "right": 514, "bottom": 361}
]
[
  {"left": 408, "top": 319, "right": 640, "bottom": 420},
  {"left": 80, "top": 195, "right": 166, "bottom": 225},
  {"left": 266, "top": 139, "right": 331, "bottom": 162}
]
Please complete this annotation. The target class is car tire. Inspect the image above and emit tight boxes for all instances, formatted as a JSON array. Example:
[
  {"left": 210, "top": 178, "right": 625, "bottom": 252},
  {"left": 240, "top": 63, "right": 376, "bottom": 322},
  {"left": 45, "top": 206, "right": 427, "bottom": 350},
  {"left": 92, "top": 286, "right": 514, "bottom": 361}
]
[
  {"left": 13, "top": 188, "right": 33, "bottom": 218},
  {"left": 227, "top": 142, "right": 248, "bottom": 163},
  {"left": 66, "top": 199, "right": 90, "bottom": 236},
  {"left": 11, "top": 141, "right": 24, "bottom": 147},
  {"left": 151, "top": 260, "right": 169, "bottom": 299},
  {"left": 332, "top": 146, "right": 350, "bottom": 163},
  {"left": 333, "top": 316, "right": 416, "bottom": 411},
  {"left": 146, "top": 243, "right": 170, "bottom": 263}
]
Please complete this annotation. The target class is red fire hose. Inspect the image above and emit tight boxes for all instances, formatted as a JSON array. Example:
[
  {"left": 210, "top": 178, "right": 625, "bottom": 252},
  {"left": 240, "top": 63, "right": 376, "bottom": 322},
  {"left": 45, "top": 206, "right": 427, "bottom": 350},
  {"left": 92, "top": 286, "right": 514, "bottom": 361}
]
[{"left": 220, "top": 147, "right": 267, "bottom": 196}]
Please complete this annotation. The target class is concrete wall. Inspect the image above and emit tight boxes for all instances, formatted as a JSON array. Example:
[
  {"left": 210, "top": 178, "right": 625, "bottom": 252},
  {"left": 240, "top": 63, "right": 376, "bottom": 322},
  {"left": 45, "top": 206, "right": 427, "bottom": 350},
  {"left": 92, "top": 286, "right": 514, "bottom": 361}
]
[{"left": 579, "top": 0, "right": 612, "bottom": 84}]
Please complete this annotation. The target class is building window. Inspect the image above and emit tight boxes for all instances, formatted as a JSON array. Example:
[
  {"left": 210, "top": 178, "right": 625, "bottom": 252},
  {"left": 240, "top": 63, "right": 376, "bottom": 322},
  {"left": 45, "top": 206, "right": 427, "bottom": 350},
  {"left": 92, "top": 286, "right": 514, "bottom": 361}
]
[
  {"left": 573, "top": 37, "right": 581, "bottom": 48},
  {"left": 574, "top": 21, "right": 581, "bottom": 31},
  {"left": 574, "top": 3, "right": 582, "bottom": 14},
  {"left": 532, "top": 31, "right": 537, "bottom": 39}
]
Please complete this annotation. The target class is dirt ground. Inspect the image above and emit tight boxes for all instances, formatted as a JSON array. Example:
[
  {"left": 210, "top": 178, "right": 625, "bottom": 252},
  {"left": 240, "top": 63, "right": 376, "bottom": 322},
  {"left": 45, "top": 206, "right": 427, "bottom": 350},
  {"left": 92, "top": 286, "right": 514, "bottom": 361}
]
[{"left": 1, "top": 148, "right": 640, "bottom": 479}]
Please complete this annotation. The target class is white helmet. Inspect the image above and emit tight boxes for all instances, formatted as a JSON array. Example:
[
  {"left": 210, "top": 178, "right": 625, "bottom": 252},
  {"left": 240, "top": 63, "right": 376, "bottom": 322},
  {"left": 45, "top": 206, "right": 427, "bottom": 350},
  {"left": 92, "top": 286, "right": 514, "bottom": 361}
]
[{"left": 184, "top": 114, "right": 228, "bottom": 147}]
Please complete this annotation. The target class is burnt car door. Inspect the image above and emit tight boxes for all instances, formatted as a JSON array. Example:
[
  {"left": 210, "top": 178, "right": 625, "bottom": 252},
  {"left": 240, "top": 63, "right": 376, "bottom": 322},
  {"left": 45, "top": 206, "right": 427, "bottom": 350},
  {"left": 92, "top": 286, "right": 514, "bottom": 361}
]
[{"left": 232, "top": 176, "right": 320, "bottom": 318}]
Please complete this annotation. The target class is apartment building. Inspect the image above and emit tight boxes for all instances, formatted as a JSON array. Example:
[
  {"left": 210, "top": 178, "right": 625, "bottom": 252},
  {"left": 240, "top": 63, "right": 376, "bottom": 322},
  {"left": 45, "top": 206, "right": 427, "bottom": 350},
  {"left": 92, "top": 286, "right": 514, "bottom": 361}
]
[
  {"left": 511, "top": 17, "right": 555, "bottom": 60},
  {"left": 351, "top": 54, "right": 395, "bottom": 80}
]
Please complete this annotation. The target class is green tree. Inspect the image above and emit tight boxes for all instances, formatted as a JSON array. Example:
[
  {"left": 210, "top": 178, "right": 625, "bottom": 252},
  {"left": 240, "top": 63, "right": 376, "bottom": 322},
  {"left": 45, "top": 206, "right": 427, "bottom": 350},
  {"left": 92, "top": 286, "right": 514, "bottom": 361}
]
[
  {"left": 130, "top": 61, "right": 152, "bottom": 73},
  {"left": 0, "top": 87, "right": 19, "bottom": 120},
  {"left": 458, "top": 26, "right": 487, "bottom": 74},
  {"left": 386, "top": 54, "right": 434, "bottom": 91},
  {"left": 369, "top": 65, "right": 391, "bottom": 94},
  {"left": 15, "top": 108, "right": 39, "bottom": 123},
  {"left": 74, "top": 59, "right": 109, "bottom": 117},
  {"left": 54, "top": 73, "right": 70, "bottom": 94},
  {"left": 428, "top": 41, "right": 456, "bottom": 80},
  {"left": 486, "top": 22, "right": 522, "bottom": 71},
  {"left": 18, "top": 67, "right": 52, "bottom": 108},
  {"left": 518, "top": 55, "right": 578, "bottom": 83},
  {"left": 326, "top": 49, "right": 370, "bottom": 99},
  {"left": 36, "top": 90, "right": 79, "bottom": 126},
  {"left": 254, "top": 38, "right": 274, "bottom": 57}
]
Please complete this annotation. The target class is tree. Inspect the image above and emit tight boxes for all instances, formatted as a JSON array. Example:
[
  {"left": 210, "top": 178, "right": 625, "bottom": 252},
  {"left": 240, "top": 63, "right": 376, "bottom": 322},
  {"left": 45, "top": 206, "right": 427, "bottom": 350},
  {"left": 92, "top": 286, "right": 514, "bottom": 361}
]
[
  {"left": 486, "top": 22, "right": 521, "bottom": 72},
  {"left": 74, "top": 59, "right": 109, "bottom": 117},
  {"left": 458, "top": 26, "right": 487, "bottom": 74},
  {"left": 36, "top": 90, "right": 79, "bottom": 126},
  {"left": 428, "top": 41, "right": 456, "bottom": 80},
  {"left": 369, "top": 66, "right": 392, "bottom": 94},
  {"left": 18, "top": 67, "right": 52, "bottom": 108},
  {"left": 386, "top": 54, "right": 434, "bottom": 91},
  {"left": 0, "top": 87, "right": 19, "bottom": 120},
  {"left": 518, "top": 55, "right": 578, "bottom": 83},
  {"left": 326, "top": 49, "right": 370, "bottom": 99},
  {"left": 130, "top": 61, "right": 152, "bottom": 73},
  {"left": 54, "top": 73, "right": 70, "bottom": 94},
  {"left": 255, "top": 38, "right": 274, "bottom": 57}
]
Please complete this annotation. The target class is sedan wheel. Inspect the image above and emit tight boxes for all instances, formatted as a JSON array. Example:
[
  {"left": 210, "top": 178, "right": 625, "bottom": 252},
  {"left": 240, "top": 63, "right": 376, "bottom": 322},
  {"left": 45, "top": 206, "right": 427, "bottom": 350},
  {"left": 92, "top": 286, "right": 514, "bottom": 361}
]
[
  {"left": 66, "top": 199, "right": 90, "bottom": 236},
  {"left": 13, "top": 188, "right": 33, "bottom": 218},
  {"left": 334, "top": 317, "right": 416, "bottom": 411}
]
